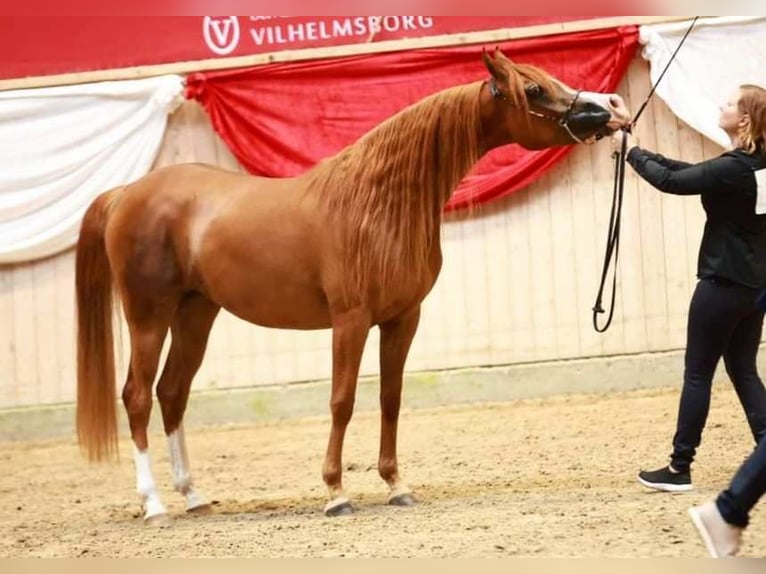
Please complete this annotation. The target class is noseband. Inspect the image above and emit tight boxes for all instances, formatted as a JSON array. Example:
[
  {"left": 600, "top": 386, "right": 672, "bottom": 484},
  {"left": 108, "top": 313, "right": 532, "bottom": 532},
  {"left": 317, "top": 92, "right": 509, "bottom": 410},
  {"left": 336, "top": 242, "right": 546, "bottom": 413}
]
[{"left": 489, "top": 78, "right": 585, "bottom": 144}]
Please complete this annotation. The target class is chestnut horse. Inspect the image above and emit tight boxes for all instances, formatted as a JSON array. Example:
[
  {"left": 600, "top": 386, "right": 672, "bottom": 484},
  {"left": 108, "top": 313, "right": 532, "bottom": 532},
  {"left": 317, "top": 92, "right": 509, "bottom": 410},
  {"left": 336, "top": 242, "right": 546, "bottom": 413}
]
[{"left": 75, "top": 49, "right": 630, "bottom": 524}]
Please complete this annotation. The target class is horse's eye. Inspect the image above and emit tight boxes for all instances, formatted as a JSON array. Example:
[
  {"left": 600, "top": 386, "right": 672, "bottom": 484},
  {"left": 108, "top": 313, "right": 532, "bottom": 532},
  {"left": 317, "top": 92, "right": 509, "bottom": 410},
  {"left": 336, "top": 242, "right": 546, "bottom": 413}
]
[{"left": 525, "top": 84, "right": 542, "bottom": 98}]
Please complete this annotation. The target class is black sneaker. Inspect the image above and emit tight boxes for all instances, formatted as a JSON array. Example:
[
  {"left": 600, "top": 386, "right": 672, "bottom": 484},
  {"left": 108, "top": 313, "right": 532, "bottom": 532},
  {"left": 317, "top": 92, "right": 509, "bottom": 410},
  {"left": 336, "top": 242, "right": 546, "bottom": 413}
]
[{"left": 637, "top": 465, "right": 692, "bottom": 492}]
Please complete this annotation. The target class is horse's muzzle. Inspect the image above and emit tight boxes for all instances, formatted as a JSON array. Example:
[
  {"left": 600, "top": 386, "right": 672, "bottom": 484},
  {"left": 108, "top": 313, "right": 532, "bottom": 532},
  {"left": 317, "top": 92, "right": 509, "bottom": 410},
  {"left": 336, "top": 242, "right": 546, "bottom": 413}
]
[{"left": 568, "top": 106, "right": 613, "bottom": 140}]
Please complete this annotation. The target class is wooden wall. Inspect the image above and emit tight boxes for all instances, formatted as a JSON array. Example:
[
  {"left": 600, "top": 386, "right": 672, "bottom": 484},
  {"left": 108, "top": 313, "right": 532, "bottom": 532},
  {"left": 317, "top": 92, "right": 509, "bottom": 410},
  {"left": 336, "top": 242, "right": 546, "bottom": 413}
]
[{"left": 0, "top": 54, "right": 726, "bottom": 409}]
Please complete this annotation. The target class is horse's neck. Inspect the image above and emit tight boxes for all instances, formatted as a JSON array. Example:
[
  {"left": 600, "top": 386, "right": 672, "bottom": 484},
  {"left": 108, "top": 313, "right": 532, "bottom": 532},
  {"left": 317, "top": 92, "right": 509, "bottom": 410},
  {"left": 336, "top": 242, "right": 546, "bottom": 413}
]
[
  {"left": 477, "top": 81, "right": 517, "bottom": 153},
  {"left": 308, "top": 85, "right": 484, "bottom": 298},
  {"left": 363, "top": 82, "right": 484, "bottom": 210}
]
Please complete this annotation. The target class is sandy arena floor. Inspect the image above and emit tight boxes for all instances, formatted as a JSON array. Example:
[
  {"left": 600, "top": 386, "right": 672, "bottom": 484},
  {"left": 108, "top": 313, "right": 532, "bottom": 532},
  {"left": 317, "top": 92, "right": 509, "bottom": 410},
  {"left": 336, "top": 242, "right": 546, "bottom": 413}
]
[{"left": 0, "top": 386, "right": 763, "bottom": 557}]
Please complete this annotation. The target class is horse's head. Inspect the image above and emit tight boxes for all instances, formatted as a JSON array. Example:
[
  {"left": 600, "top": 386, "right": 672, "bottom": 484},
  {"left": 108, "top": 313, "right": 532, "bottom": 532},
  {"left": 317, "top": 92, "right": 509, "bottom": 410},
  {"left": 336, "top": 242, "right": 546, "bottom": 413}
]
[{"left": 480, "top": 48, "right": 631, "bottom": 150}]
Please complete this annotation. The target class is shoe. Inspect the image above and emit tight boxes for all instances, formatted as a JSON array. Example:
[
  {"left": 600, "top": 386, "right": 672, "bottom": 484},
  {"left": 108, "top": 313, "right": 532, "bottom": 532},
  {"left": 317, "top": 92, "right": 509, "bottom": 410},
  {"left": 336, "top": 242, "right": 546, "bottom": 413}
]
[
  {"left": 688, "top": 501, "right": 742, "bottom": 557},
  {"left": 637, "top": 465, "right": 692, "bottom": 492}
]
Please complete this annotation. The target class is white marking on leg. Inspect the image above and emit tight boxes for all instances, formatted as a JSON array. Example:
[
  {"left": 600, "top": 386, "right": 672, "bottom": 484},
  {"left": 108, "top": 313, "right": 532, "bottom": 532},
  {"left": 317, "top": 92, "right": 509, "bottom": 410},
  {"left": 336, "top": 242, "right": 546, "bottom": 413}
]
[
  {"left": 168, "top": 424, "right": 208, "bottom": 511},
  {"left": 132, "top": 446, "right": 167, "bottom": 520}
]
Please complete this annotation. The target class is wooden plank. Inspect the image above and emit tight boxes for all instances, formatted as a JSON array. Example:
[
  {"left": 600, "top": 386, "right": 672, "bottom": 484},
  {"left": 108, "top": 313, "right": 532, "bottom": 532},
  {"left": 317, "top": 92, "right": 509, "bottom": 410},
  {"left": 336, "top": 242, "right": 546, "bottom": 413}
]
[
  {"left": 701, "top": 133, "right": 726, "bottom": 161},
  {"left": 264, "top": 324, "right": 299, "bottom": 386},
  {"left": 254, "top": 346, "right": 278, "bottom": 387},
  {"left": 186, "top": 102, "right": 221, "bottom": 165},
  {"left": 547, "top": 155, "right": 581, "bottom": 359},
  {"left": 0, "top": 266, "right": 16, "bottom": 407},
  {"left": 300, "top": 329, "right": 330, "bottom": 381},
  {"left": 225, "top": 315, "right": 259, "bottom": 389},
  {"left": 503, "top": 186, "right": 536, "bottom": 363},
  {"left": 439, "top": 212, "right": 471, "bottom": 362},
  {"left": 588, "top": 122, "right": 627, "bottom": 355},
  {"left": 610, "top": 64, "right": 649, "bottom": 354},
  {"left": 171, "top": 103, "right": 201, "bottom": 165},
  {"left": 11, "top": 264, "right": 39, "bottom": 405},
  {"left": 212, "top": 128, "right": 246, "bottom": 174},
  {"left": 626, "top": 56, "right": 669, "bottom": 351},
  {"left": 526, "top": 173, "right": 558, "bottom": 361},
  {"left": 679, "top": 119, "right": 712, "bottom": 344},
  {"left": 54, "top": 251, "right": 76, "bottom": 404},
  {"left": 416, "top": 224, "right": 451, "bottom": 367},
  {"left": 32, "top": 257, "right": 60, "bottom": 404},
  {"left": 0, "top": 17, "right": 691, "bottom": 92},
  {"left": 358, "top": 328, "right": 380, "bottom": 380},
  {"left": 643, "top": 95, "right": 689, "bottom": 350},
  {"left": 568, "top": 140, "right": 604, "bottom": 357},
  {"left": 152, "top": 103, "right": 187, "bottom": 169},
  {"left": 200, "top": 308, "right": 237, "bottom": 390},
  {"left": 480, "top": 197, "right": 515, "bottom": 364},
  {"left": 457, "top": 208, "right": 492, "bottom": 361},
  {"left": 201, "top": 356, "right": 233, "bottom": 391}
]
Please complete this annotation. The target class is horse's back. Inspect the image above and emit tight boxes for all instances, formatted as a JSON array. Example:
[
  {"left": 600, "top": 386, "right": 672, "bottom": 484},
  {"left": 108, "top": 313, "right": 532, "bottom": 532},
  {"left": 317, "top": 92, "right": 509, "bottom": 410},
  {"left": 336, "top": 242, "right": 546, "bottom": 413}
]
[{"left": 101, "top": 162, "right": 332, "bottom": 327}]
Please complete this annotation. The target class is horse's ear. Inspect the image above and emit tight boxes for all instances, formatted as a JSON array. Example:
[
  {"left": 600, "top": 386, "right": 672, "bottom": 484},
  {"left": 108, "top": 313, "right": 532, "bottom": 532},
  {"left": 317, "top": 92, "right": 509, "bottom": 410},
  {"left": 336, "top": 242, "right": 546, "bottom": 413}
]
[
  {"left": 482, "top": 48, "right": 507, "bottom": 83},
  {"left": 493, "top": 47, "right": 513, "bottom": 66}
]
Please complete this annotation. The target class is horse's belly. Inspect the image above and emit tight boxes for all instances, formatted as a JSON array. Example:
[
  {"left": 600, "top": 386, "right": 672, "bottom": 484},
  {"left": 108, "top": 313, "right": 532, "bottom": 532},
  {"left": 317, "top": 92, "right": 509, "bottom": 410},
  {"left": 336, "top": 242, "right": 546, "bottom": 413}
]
[
  {"left": 227, "top": 300, "right": 332, "bottom": 331},
  {"left": 206, "top": 274, "right": 332, "bottom": 330},
  {"left": 194, "top": 199, "right": 332, "bottom": 329}
]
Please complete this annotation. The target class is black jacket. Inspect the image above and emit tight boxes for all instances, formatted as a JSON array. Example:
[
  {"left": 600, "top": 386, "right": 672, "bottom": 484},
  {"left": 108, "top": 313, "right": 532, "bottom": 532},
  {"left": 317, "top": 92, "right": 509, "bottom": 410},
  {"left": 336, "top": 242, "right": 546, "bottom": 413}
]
[{"left": 627, "top": 147, "right": 766, "bottom": 288}]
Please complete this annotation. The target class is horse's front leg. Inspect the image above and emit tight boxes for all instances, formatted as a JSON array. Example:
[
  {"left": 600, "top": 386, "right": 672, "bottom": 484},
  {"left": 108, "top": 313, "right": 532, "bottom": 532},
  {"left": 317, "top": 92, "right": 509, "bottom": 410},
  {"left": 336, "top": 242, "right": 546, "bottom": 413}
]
[
  {"left": 378, "top": 306, "right": 420, "bottom": 507},
  {"left": 322, "top": 307, "right": 371, "bottom": 517}
]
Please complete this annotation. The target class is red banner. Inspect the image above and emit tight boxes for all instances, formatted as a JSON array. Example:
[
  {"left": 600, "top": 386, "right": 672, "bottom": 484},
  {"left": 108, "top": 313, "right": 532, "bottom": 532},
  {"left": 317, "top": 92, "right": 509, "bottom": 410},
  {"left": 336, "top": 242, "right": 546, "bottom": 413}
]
[
  {"left": 0, "top": 16, "right": 606, "bottom": 81},
  {"left": 186, "top": 27, "right": 639, "bottom": 211}
]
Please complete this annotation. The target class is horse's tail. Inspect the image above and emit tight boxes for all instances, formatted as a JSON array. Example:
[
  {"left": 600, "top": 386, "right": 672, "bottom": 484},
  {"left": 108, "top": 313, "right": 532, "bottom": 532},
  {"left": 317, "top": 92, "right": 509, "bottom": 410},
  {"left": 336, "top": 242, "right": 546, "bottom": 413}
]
[{"left": 75, "top": 190, "right": 119, "bottom": 462}]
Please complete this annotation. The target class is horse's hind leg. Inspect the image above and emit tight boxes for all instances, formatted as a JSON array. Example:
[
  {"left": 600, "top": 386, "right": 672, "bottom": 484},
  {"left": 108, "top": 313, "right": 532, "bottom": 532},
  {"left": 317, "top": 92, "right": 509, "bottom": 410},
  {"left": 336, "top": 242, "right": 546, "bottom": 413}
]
[
  {"left": 122, "top": 312, "right": 174, "bottom": 526},
  {"left": 378, "top": 306, "right": 420, "bottom": 507},
  {"left": 156, "top": 293, "right": 220, "bottom": 514}
]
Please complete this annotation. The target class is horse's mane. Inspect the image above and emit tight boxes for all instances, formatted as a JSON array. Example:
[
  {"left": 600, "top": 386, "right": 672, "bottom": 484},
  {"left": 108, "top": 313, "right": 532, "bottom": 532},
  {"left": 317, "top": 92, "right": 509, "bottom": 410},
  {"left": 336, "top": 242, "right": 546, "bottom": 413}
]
[{"left": 305, "top": 61, "right": 556, "bottom": 301}]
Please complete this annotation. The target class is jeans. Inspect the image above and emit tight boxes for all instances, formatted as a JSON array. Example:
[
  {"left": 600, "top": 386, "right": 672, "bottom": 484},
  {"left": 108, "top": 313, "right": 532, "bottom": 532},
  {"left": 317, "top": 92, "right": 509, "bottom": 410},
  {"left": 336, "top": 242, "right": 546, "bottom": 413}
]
[
  {"left": 716, "top": 436, "right": 766, "bottom": 528},
  {"left": 669, "top": 277, "right": 766, "bottom": 473}
]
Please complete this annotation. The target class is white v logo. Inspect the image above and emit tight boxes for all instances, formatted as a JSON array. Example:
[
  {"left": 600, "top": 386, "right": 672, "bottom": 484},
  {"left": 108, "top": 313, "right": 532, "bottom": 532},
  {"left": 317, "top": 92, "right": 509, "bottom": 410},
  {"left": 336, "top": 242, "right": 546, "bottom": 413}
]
[
  {"left": 203, "top": 17, "right": 240, "bottom": 56},
  {"left": 210, "top": 20, "right": 232, "bottom": 46}
]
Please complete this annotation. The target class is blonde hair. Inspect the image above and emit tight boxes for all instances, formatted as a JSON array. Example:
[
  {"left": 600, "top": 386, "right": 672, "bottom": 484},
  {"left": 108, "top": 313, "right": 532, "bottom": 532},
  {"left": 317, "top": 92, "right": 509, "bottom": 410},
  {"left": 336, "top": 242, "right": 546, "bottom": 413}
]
[{"left": 737, "top": 84, "right": 766, "bottom": 154}]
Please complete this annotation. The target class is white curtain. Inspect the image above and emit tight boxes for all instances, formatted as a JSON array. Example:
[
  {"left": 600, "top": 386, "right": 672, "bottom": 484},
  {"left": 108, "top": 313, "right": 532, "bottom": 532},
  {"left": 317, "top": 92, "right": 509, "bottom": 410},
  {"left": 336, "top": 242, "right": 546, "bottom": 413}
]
[
  {"left": 0, "top": 75, "right": 183, "bottom": 264},
  {"left": 639, "top": 16, "right": 766, "bottom": 150}
]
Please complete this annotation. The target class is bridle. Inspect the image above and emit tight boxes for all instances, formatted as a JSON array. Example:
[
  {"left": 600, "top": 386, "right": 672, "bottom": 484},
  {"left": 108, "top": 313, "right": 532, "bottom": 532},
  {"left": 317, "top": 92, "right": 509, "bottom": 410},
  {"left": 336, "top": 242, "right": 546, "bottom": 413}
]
[{"left": 488, "top": 77, "right": 585, "bottom": 143}]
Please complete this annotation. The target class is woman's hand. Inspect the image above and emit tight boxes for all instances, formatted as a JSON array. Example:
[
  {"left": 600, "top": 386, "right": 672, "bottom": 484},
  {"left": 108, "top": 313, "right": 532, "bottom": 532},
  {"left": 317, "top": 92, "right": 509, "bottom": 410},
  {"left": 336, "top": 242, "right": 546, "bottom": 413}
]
[{"left": 611, "top": 129, "right": 636, "bottom": 154}]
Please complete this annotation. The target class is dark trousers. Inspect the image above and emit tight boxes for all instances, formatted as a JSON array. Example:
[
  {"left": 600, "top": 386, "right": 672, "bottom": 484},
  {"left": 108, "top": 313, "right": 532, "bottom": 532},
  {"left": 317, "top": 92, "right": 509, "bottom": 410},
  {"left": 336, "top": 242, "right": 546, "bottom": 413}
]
[
  {"left": 670, "top": 277, "right": 766, "bottom": 473},
  {"left": 716, "top": 435, "right": 766, "bottom": 528}
]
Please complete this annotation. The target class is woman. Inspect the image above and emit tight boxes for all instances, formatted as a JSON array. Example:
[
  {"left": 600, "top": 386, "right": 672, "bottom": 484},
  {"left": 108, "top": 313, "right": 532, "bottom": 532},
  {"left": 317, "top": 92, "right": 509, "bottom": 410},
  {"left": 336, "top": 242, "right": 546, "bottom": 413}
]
[{"left": 612, "top": 84, "right": 766, "bottom": 492}]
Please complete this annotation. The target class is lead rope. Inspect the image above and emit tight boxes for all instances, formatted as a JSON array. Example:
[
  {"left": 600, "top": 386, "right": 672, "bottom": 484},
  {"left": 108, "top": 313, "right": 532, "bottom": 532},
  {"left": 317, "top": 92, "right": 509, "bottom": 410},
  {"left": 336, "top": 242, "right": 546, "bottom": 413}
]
[{"left": 592, "top": 16, "right": 700, "bottom": 332}]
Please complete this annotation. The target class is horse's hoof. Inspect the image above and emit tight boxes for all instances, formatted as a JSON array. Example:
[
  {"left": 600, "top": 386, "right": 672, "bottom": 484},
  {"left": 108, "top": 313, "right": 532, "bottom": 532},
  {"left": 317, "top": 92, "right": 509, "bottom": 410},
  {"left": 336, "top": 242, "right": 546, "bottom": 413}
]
[
  {"left": 388, "top": 493, "right": 416, "bottom": 507},
  {"left": 144, "top": 513, "right": 172, "bottom": 527},
  {"left": 324, "top": 498, "right": 353, "bottom": 517},
  {"left": 186, "top": 503, "right": 213, "bottom": 515}
]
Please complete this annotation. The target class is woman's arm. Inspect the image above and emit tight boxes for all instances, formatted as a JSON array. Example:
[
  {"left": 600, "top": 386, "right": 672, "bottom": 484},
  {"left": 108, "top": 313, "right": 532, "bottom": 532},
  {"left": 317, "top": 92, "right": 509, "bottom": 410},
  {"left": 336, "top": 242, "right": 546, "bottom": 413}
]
[
  {"left": 631, "top": 149, "right": 693, "bottom": 171},
  {"left": 626, "top": 148, "right": 740, "bottom": 196}
]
